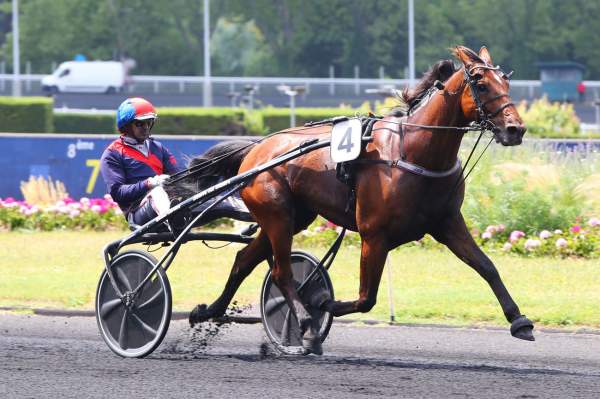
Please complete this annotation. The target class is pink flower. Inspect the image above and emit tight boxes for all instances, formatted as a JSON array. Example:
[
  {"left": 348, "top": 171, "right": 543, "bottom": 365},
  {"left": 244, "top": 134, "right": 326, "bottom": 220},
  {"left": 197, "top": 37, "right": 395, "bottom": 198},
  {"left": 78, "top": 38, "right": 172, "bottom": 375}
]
[
  {"left": 524, "top": 239, "right": 541, "bottom": 251},
  {"left": 509, "top": 230, "right": 525, "bottom": 243},
  {"left": 481, "top": 231, "right": 492, "bottom": 240},
  {"left": 555, "top": 238, "right": 568, "bottom": 249},
  {"left": 325, "top": 220, "right": 337, "bottom": 229},
  {"left": 570, "top": 225, "right": 582, "bottom": 234},
  {"left": 502, "top": 242, "right": 512, "bottom": 251},
  {"left": 497, "top": 224, "right": 506, "bottom": 232},
  {"left": 57, "top": 205, "right": 70, "bottom": 214},
  {"left": 588, "top": 218, "right": 600, "bottom": 227},
  {"left": 485, "top": 225, "right": 497, "bottom": 235},
  {"left": 69, "top": 209, "right": 81, "bottom": 217},
  {"left": 539, "top": 230, "right": 552, "bottom": 239},
  {"left": 90, "top": 205, "right": 102, "bottom": 213}
]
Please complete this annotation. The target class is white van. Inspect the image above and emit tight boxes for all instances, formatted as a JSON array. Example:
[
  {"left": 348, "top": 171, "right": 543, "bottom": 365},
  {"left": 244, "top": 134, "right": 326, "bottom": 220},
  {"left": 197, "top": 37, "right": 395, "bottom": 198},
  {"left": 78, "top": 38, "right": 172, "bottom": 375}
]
[{"left": 41, "top": 61, "right": 125, "bottom": 94}]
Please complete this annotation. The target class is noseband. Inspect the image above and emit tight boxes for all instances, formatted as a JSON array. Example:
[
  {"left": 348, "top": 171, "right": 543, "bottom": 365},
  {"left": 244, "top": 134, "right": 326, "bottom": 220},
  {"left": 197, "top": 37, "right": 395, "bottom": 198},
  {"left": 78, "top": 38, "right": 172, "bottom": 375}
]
[{"left": 465, "top": 65, "right": 515, "bottom": 131}]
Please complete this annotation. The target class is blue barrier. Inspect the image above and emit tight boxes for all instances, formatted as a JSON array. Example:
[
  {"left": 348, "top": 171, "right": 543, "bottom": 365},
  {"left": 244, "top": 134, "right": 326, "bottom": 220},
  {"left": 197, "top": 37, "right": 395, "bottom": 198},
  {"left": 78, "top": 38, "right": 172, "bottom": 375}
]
[
  {"left": 1, "top": 134, "right": 599, "bottom": 201},
  {"left": 0, "top": 133, "right": 247, "bottom": 199}
]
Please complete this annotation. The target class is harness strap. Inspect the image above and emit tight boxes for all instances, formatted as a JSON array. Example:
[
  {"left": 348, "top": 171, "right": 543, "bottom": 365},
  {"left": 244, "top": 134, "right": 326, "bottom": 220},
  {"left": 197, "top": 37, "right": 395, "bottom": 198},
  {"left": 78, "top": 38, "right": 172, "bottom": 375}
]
[{"left": 351, "top": 158, "right": 462, "bottom": 178}]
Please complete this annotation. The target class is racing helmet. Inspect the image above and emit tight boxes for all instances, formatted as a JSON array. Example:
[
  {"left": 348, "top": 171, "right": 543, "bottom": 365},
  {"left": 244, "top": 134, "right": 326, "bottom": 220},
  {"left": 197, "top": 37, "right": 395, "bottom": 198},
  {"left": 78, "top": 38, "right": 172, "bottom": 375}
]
[{"left": 116, "top": 97, "right": 157, "bottom": 131}]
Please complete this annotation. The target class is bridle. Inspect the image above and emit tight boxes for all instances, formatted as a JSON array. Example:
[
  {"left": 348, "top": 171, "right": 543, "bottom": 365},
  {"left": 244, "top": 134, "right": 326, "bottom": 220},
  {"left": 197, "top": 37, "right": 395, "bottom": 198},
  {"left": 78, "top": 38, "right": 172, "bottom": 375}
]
[{"left": 464, "top": 64, "right": 515, "bottom": 132}]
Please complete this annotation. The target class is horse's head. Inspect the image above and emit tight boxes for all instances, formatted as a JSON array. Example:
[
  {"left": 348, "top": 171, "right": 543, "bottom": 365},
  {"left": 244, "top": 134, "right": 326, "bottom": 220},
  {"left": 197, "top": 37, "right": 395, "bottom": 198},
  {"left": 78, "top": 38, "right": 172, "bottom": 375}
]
[{"left": 454, "top": 46, "right": 526, "bottom": 146}]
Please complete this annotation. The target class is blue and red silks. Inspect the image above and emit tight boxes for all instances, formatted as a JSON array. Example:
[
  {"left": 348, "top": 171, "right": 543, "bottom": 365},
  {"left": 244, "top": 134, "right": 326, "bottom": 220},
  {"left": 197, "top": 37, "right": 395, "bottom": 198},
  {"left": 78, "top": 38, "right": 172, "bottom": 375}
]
[{"left": 100, "top": 137, "right": 181, "bottom": 214}]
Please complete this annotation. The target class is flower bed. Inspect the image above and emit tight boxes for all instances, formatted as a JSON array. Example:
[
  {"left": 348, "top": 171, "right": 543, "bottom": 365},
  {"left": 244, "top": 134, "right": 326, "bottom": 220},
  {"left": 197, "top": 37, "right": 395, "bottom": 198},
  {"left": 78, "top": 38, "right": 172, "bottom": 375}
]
[
  {"left": 296, "top": 217, "right": 600, "bottom": 259},
  {"left": 0, "top": 196, "right": 127, "bottom": 231},
  {"left": 2, "top": 195, "right": 599, "bottom": 258},
  {"left": 474, "top": 218, "right": 600, "bottom": 258}
]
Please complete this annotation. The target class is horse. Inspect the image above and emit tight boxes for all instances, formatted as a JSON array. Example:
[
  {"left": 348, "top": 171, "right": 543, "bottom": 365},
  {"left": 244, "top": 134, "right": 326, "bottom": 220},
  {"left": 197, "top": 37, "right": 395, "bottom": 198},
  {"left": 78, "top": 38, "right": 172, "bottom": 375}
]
[{"left": 168, "top": 45, "right": 533, "bottom": 355}]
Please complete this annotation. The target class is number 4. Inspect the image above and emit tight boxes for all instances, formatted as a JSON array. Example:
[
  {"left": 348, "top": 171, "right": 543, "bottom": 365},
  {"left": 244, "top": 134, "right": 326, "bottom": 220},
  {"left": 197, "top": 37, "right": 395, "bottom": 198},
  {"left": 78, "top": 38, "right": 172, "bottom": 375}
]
[{"left": 338, "top": 127, "right": 355, "bottom": 153}]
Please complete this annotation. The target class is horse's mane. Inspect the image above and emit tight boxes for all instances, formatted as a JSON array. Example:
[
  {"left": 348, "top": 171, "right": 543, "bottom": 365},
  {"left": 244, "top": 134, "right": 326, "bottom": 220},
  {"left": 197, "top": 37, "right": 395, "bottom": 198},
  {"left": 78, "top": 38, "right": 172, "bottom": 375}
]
[{"left": 389, "top": 59, "right": 456, "bottom": 116}]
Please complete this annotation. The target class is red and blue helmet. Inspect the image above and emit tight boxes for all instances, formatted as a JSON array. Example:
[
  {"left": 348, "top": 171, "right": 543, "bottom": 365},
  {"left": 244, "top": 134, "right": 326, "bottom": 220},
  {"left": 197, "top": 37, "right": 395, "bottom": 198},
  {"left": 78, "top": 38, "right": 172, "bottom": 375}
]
[{"left": 116, "top": 97, "right": 157, "bottom": 131}]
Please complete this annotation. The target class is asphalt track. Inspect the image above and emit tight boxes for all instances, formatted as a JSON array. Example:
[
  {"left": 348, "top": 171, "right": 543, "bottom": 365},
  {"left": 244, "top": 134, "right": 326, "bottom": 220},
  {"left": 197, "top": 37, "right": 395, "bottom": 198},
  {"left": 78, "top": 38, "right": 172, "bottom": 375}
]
[{"left": 1, "top": 313, "right": 600, "bottom": 398}]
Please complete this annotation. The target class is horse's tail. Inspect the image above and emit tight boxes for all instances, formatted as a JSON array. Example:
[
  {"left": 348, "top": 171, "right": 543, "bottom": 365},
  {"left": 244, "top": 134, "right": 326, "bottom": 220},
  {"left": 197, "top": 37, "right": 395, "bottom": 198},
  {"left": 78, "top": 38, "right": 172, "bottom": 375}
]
[
  {"left": 189, "top": 139, "right": 256, "bottom": 179},
  {"left": 169, "top": 139, "right": 257, "bottom": 198}
]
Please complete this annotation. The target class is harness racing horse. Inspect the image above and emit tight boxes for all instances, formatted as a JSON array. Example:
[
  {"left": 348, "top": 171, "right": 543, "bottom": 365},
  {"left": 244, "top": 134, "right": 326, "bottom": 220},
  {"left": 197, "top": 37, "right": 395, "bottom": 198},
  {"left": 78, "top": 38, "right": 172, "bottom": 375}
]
[{"left": 174, "top": 46, "right": 534, "bottom": 355}]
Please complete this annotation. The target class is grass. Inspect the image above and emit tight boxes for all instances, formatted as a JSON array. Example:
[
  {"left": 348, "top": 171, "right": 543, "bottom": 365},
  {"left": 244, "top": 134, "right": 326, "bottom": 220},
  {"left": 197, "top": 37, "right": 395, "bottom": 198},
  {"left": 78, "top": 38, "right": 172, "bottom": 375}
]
[{"left": 1, "top": 230, "right": 600, "bottom": 329}]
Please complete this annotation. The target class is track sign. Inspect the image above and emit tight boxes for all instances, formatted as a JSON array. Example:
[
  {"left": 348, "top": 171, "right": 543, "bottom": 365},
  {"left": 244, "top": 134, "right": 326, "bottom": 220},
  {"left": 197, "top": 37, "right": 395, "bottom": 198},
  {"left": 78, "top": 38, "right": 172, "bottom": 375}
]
[{"left": 330, "top": 119, "right": 362, "bottom": 163}]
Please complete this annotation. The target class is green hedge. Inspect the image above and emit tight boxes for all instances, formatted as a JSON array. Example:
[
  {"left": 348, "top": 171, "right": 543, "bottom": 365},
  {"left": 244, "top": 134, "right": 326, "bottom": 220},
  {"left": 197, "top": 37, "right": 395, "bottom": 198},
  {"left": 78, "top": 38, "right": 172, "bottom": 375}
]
[
  {"left": 0, "top": 96, "right": 53, "bottom": 133},
  {"left": 52, "top": 107, "right": 249, "bottom": 136},
  {"left": 54, "top": 113, "right": 115, "bottom": 134},
  {"left": 152, "top": 107, "right": 247, "bottom": 135},
  {"left": 260, "top": 107, "right": 355, "bottom": 133}
]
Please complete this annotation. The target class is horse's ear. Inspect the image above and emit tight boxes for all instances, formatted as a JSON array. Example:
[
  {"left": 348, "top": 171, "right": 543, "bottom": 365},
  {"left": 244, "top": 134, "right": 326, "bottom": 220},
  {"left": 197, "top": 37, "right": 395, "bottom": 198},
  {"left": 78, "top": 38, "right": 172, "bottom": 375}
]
[
  {"left": 453, "top": 46, "right": 481, "bottom": 69},
  {"left": 478, "top": 46, "right": 493, "bottom": 65},
  {"left": 438, "top": 60, "right": 455, "bottom": 81}
]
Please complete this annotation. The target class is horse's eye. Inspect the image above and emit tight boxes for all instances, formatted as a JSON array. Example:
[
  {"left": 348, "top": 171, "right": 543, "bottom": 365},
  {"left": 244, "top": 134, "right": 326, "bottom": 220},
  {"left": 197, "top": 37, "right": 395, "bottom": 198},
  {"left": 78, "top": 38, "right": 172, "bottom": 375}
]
[{"left": 477, "top": 85, "right": 487, "bottom": 93}]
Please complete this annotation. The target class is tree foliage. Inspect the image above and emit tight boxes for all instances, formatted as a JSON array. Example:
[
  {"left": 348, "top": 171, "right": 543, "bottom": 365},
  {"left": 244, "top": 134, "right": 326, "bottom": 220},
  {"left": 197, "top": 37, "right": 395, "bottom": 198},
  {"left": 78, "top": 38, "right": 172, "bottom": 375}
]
[{"left": 1, "top": 0, "right": 600, "bottom": 79}]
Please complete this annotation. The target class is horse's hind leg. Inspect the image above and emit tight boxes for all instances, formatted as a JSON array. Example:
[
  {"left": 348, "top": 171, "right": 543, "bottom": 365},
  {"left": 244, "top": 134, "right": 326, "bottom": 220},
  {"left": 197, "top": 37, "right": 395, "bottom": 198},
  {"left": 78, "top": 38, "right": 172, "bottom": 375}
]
[
  {"left": 260, "top": 215, "right": 323, "bottom": 355},
  {"left": 189, "top": 230, "right": 272, "bottom": 325},
  {"left": 432, "top": 212, "right": 535, "bottom": 341}
]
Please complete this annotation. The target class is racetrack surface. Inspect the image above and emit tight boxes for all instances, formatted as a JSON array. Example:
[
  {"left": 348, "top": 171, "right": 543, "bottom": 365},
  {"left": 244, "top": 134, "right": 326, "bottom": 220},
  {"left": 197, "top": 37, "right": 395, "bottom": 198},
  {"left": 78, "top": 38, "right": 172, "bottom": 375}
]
[{"left": 1, "top": 313, "right": 600, "bottom": 398}]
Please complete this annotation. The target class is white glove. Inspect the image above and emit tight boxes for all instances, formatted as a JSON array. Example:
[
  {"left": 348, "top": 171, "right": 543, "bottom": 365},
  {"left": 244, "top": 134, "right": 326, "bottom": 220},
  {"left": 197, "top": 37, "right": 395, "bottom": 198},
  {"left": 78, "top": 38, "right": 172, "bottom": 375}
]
[{"left": 146, "top": 174, "right": 170, "bottom": 189}]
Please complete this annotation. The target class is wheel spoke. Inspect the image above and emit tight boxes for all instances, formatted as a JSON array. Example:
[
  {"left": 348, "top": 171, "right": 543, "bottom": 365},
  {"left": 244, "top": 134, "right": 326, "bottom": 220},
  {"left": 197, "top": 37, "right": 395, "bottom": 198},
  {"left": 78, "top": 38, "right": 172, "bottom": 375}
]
[
  {"left": 280, "top": 309, "right": 291, "bottom": 346},
  {"left": 115, "top": 268, "right": 133, "bottom": 291},
  {"left": 100, "top": 298, "right": 122, "bottom": 318},
  {"left": 130, "top": 313, "right": 158, "bottom": 337},
  {"left": 118, "top": 311, "right": 129, "bottom": 350},
  {"left": 136, "top": 286, "right": 164, "bottom": 311},
  {"left": 264, "top": 295, "right": 286, "bottom": 316},
  {"left": 301, "top": 261, "right": 311, "bottom": 281}
]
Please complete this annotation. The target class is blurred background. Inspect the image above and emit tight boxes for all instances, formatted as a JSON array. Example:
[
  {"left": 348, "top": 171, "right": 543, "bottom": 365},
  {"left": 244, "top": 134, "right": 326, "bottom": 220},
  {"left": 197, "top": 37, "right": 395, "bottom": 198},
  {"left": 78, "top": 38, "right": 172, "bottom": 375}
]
[{"left": 1, "top": 0, "right": 600, "bottom": 123}]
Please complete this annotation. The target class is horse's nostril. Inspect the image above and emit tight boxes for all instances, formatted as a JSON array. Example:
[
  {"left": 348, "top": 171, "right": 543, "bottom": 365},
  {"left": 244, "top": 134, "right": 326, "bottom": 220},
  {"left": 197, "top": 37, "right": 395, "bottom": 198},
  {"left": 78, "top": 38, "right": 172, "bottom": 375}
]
[{"left": 507, "top": 125, "right": 526, "bottom": 136}]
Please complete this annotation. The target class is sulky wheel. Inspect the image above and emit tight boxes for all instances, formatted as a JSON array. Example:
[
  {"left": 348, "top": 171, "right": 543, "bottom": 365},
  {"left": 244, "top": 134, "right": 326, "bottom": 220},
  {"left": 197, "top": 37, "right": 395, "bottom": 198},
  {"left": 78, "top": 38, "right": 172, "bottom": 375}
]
[
  {"left": 260, "top": 250, "right": 334, "bottom": 355},
  {"left": 95, "top": 250, "right": 172, "bottom": 358}
]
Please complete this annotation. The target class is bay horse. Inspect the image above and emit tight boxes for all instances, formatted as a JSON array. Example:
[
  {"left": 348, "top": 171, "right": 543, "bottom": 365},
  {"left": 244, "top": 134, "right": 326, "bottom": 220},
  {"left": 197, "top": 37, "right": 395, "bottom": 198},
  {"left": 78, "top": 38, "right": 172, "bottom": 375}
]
[{"left": 171, "top": 46, "right": 533, "bottom": 355}]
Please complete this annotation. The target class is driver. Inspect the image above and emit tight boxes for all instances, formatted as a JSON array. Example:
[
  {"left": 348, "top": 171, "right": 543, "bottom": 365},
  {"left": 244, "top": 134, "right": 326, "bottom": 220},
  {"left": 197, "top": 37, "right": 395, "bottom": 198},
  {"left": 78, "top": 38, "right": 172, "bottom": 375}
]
[{"left": 100, "top": 97, "right": 183, "bottom": 226}]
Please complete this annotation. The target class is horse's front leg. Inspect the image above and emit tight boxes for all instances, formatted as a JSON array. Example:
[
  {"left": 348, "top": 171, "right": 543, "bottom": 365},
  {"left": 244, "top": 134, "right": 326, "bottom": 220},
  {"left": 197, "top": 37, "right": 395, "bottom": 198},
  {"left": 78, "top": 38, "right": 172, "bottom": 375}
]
[
  {"left": 432, "top": 212, "right": 535, "bottom": 341},
  {"left": 328, "top": 233, "right": 389, "bottom": 317}
]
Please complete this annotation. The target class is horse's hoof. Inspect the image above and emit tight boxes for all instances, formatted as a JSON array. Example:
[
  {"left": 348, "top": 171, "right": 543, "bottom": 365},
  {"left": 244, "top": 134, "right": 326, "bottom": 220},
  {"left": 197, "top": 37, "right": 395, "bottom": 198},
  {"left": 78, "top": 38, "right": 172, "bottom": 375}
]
[
  {"left": 309, "top": 289, "right": 332, "bottom": 310},
  {"left": 302, "top": 332, "right": 323, "bottom": 356},
  {"left": 510, "top": 315, "right": 535, "bottom": 341},
  {"left": 189, "top": 304, "right": 211, "bottom": 326}
]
